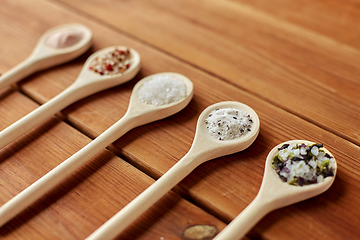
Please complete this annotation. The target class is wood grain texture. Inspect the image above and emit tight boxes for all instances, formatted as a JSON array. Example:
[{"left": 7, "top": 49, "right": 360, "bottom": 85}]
[
  {"left": 56, "top": 0, "right": 360, "bottom": 146},
  {"left": 0, "top": 92, "right": 226, "bottom": 239},
  {"left": 230, "top": 0, "right": 360, "bottom": 49},
  {"left": 0, "top": 0, "right": 359, "bottom": 239},
  {"left": 65, "top": 70, "right": 360, "bottom": 239}
]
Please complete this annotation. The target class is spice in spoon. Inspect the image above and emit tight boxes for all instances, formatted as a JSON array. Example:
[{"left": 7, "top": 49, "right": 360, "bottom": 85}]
[
  {"left": 89, "top": 48, "right": 131, "bottom": 75},
  {"left": 205, "top": 108, "right": 253, "bottom": 141},
  {"left": 137, "top": 74, "right": 187, "bottom": 106},
  {"left": 272, "top": 142, "right": 335, "bottom": 186},
  {"left": 46, "top": 29, "right": 83, "bottom": 49}
]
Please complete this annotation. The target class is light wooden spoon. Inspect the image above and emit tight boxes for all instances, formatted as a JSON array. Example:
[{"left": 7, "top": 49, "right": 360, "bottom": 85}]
[
  {"left": 0, "top": 72, "right": 193, "bottom": 227},
  {"left": 0, "top": 46, "right": 140, "bottom": 149},
  {"left": 0, "top": 23, "right": 92, "bottom": 91},
  {"left": 86, "top": 101, "right": 260, "bottom": 240},
  {"left": 213, "top": 140, "right": 337, "bottom": 240}
]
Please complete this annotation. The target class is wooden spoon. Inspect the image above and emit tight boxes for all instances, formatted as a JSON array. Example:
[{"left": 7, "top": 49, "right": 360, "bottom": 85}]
[
  {"left": 86, "top": 101, "right": 260, "bottom": 240},
  {"left": 0, "top": 23, "right": 92, "bottom": 91},
  {"left": 213, "top": 140, "right": 337, "bottom": 240},
  {"left": 0, "top": 46, "right": 140, "bottom": 149},
  {"left": 0, "top": 72, "right": 193, "bottom": 227}
]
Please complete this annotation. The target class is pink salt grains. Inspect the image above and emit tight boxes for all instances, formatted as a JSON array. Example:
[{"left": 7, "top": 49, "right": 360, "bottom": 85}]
[
  {"left": 88, "top": 48, "right": 131, "bottom": 76},
  {"left": 46, "top": 29, "right": 83, "bottom": 49}
]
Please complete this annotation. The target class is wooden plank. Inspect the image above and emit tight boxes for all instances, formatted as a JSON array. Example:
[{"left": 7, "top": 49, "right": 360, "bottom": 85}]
[
  {"left": 55, "top": 0, "right": 360, "bottom": 145},
  {"left": 229, "top": 0, "right": 360, "bottom": 49},
  {"left": 65, "top": 66, "right": 360, "bottom": 239},
  {"left": 43, "top": 1, "right": 360, "bottom": 239},
  {"left": 0, "top": 92, "right": 226, "bottom": 239}
]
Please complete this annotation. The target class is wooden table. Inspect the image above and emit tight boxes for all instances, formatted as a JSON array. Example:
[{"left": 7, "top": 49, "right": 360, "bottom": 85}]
[{"left": 1, "top": 0, "right": 359, "bottom": 239}]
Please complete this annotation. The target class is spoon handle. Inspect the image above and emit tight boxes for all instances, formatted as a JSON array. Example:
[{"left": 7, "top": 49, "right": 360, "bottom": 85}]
[
  {"left": 86, "top": 153, "right": 201, "bottom": 240},
  {"left": 0, "top": 82, "right": 90, "bottom": 149},
  {"left": 0, "top": 114, "right": 135, "bottom": 227},
  {"left": 0, "top": 57, "right": 38, "bottom": 91},
  {"left": 213, "top": 196, "right": 271, "bottom": 240}
]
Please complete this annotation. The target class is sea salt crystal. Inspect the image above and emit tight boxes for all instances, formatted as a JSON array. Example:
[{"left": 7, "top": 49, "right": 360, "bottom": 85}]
[
  {"left": 137, "top": 74, "right": 187, "bottom": 106},
  {"left": 311, "top": 146, "right": 319, "bottom": 156},
  {"left": 204, "top": 108, "right": 252, "bottom": 141},
  {"left": 300, "top": 146, "right": 307, "bottom": 155},
  {"left": 317, "top": 175, "right": 324, "bottom": 183},
  {"left": 308, "top": 159, "right": 317, "bottom": 169}
]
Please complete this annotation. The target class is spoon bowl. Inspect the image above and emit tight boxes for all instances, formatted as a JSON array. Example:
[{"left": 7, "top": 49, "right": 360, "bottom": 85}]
[
  {"left": 73, "top": 46, "right": 141, "bottom": 91},
  {"left": 0, "top": 23, "right": 92, "bottom": 91},
  {"left": 86, "top": 101, "right": 260, "bottom": 240},
  {"left": 260, "top": 140, "right": 336, "bottom": 207},
  {"left": 191, "top": 101, "right": 260, "bottom": 161},
  {"left": 0, "top": 72, "right": 192, "bottom": 228},
  {"left": 214, "top": 140, "right": 337, "bottom": 240},
  {"left": 125, "top": 72, "right": 193, "bottom": 126},
  {"left": 0, "top": 46, "right": 140, "bottom": 149}
]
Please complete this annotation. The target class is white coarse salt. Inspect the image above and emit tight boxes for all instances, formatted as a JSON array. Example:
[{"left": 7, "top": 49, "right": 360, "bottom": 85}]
[
  {"left": 137, "top": 74, "right": 187, "bottom": 106},
  {"left": 311, "top": 146, "right": 319, "bottom": 156},
  {"left": 204, "top": 108, "right": 253, "bottom": 141}
]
